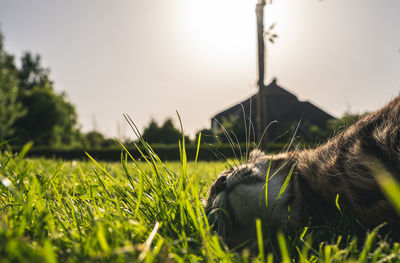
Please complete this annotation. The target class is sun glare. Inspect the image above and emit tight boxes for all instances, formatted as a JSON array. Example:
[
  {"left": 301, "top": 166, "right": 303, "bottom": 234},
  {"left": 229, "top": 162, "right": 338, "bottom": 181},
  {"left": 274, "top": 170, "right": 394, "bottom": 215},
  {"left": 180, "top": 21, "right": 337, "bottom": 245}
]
[{"left": 180, "top": 0, "right": 256, "bottom": 60}]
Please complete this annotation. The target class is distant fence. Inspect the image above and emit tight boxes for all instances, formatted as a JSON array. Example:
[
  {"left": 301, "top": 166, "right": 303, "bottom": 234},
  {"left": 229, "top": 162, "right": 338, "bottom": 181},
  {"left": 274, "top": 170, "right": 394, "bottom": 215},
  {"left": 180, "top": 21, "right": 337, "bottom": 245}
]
[{"left": 9, "top": 143, "right": 289, "bottom": 161}]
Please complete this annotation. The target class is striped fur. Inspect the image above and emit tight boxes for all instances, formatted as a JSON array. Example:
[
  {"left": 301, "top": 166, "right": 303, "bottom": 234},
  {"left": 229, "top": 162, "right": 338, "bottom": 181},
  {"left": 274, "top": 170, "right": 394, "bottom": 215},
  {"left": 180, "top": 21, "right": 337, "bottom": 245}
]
[{"left": 205, "top": 95, "right": 400, "bottom": 246}]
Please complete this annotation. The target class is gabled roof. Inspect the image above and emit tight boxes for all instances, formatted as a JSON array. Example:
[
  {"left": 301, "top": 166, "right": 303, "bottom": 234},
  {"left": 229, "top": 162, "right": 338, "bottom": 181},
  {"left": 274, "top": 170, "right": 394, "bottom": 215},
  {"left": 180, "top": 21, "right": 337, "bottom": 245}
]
[{"left": 210, "top": 79, "right": 335, "bottom": 140}]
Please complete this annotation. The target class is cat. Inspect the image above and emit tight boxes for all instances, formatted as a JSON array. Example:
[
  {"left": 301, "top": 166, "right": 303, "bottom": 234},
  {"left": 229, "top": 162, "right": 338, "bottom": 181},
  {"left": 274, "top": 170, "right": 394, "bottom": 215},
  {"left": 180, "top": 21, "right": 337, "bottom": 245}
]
[{"left": 205, "top": 95, "right": 400, "bottom": 247}]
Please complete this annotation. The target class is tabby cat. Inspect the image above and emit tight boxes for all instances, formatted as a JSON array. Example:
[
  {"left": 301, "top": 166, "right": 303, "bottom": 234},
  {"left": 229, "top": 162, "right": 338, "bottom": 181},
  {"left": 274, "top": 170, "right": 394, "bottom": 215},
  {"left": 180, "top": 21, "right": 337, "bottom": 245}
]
[{"left": 205, "top": 95, "right": 400, "bottom": 247}]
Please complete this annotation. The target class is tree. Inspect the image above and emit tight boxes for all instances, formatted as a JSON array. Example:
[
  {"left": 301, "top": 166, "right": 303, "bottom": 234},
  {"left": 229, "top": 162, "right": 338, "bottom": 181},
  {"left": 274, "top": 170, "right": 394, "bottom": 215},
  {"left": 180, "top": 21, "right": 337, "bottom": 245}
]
[
  {"left": 13, "top": 86, "right": 79, "bottom": 146},
  {"left": 9, "top": 51, "right": 80, "bottom": 146},
  {"left": 101, "top": 138, "right": 119, "bottom": 148},
  {"left": 159, "top": 119, "right": 184, "bottom": 144},
  {"left": 85, "top": 131, "right": 105, "bottom": 149},
  {"left": 0, "top": 31, "right": 25, "bottom": 140},
  {"left": 18, "top": 52, "right": 52, "bottom": 91},
  {"left": 142, "top": 119, "right": 160, "bottom": 143},
  {"left": 306, "top": 112, "right": 365, "bottom": 144},
  {"left": 327, "top": 113, "right": 364, "bottom": 133},
  {"left": 142, "top": 118, "right": 189, "bottom": 144}
]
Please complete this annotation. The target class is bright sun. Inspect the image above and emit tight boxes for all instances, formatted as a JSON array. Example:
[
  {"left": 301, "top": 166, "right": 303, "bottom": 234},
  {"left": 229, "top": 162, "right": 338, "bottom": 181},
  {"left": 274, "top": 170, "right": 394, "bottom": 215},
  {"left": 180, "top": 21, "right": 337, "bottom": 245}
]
[{"left": 179, "top": 0, "right": 257, "bottom": 60}]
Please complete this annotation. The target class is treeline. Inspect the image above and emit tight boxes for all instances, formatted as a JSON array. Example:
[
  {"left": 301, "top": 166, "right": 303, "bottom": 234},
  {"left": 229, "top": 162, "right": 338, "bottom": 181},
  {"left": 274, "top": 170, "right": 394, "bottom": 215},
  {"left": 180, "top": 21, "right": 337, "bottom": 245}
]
[
  {"left": 1, "top": 29, "right": 365, "bottom": 156},
  {"left": 0, "top": 29, "right": 208, "bottom": 149}
]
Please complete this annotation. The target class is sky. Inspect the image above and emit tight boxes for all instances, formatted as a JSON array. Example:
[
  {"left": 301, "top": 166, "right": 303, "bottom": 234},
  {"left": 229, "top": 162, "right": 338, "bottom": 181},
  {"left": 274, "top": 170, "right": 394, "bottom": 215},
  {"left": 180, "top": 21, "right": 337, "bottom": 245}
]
[{"left": 0, "top": 0, "right": 399, "bottom": 139}]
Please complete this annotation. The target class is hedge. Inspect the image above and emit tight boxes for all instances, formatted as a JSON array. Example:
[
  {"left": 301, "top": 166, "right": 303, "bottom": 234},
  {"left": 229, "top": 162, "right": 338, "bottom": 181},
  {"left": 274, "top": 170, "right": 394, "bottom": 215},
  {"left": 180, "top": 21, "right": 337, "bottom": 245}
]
[{"left": 8, "top": 143, "right": 289, "bottom": 161}]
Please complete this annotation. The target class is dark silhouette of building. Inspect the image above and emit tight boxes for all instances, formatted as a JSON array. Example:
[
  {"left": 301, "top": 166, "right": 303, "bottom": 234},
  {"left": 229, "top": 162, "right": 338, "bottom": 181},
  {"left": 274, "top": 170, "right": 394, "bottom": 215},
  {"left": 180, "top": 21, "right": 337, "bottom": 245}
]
[{"left": 211, "top": 79, "right": 335, "bottom": 143}]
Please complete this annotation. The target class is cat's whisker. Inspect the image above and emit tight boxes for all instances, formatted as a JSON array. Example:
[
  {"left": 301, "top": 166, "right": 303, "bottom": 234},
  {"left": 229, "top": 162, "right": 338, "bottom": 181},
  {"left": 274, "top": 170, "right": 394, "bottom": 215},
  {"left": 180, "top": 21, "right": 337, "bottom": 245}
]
[
  {"left": 256, "top": 120, "right": 278, "bottom": 150},
  {"left": 212, "top": 118, "right": 240, "bottom": 168}
]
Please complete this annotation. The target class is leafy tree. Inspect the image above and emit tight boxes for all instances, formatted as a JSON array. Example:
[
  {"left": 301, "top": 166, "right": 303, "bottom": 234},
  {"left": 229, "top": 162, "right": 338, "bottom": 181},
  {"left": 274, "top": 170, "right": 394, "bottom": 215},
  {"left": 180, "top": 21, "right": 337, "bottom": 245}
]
[
  {"left": 0, "top": 31, "right": 26, "bottom": 140},
  {"left": 327, "top": 112, "right": 365, "bottom": 134},
  {"left": 142, "top": 119, "right": 160, "bottom": 143},
  {"left": 307, "top": 112, "right": 365, "bottom": 143},
  {"left": 82, "top": 131, "right": 118, "bottom": 149},
  {"left": 85, "top": 131, "right": 105, "bottom": 149},
  {"left": 159, "top": 119, "right": 184, "bottom": 144},
  {"left": 101, "top": 138, "right": 119, "bottom": 148},
  {"left": 308, "top": 125, "right": 330, "bottom": 142},
  {"left": 18, "top": 52, "right": 51, "bottom": 91},
  {"left": 10, "top": 51, "right": 80, "bottom": 147},
  {"left": 13, "top": 86, "right": 78, "bottom": 146},
  {"left": 142, "top": 118, "right": 188, "bottom": 144}
]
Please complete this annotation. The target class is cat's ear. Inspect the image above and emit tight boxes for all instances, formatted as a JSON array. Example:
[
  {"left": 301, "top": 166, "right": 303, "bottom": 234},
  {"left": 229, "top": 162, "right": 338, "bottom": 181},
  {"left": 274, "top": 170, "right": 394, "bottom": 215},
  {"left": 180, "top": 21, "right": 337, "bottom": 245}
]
[{"left": 248, "top": 149, "right": 267, "bottom": 162}]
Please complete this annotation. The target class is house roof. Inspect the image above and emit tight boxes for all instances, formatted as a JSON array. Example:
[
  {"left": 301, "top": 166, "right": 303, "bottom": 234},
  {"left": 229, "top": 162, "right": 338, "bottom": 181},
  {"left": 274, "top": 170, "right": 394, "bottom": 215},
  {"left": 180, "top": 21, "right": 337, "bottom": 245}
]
[{"left": 210, "top": 79, "right": 335, "bottom": 138}]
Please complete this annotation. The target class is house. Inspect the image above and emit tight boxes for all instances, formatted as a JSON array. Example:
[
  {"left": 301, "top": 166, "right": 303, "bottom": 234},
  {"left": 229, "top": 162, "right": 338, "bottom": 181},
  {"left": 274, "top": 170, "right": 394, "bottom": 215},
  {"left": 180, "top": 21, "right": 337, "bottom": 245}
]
[{"left": 210, "top": 79, "right": 335, "bottom": 143}]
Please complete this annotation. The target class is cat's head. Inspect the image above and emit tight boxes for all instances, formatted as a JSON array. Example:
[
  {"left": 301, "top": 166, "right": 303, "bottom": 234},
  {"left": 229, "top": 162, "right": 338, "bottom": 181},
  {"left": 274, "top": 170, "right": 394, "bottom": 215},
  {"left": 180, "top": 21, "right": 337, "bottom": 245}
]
[{"left": 205, "top": 149, "right": 294, "bottom": 247}]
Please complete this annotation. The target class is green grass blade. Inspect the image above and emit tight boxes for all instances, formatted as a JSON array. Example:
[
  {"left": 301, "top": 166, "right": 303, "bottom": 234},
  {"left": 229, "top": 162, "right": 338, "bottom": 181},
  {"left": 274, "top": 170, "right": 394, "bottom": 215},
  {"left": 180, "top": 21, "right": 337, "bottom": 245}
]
[
  {"left": 278, "top": 232, "right": 290, "bottom": 263},
  {"left": 335, "top": 193, "right": 342, "bottom": 215},
  {"left": 256, "top": 219, "right": 265, "bottom": 263},
  {"left": 18, "top": 141, "right": 33, "bottom": 159},
  {"left": 276, "top": 162, "right": 297, "bottom": 201},
  {"left": 264, "top": 156, "right": 273, "bottom": 208}
]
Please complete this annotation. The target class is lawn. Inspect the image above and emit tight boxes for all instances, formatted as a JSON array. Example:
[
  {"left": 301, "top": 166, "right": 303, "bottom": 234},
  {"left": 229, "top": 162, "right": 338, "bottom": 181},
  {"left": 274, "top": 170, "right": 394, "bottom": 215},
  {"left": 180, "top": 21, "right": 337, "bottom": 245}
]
[{"left": 0, "top": 142, "right": 399, "bottom": 262}]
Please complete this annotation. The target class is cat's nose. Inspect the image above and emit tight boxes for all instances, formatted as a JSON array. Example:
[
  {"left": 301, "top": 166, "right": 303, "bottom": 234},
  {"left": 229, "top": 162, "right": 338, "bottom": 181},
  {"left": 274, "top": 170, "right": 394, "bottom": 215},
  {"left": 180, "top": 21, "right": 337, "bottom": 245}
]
[{"left": 215, "top": 175, "right": 226, "bottom": 193}]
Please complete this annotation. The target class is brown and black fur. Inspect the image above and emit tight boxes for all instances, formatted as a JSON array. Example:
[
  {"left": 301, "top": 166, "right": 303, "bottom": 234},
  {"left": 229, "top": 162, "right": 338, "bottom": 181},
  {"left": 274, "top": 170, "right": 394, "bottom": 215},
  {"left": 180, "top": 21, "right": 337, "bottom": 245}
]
[
  {"left": 206, "top": 95, "right": 400, "bottom": 245},
  {"left": 293, "top": 95, "right": 400, "bottom": 228}
]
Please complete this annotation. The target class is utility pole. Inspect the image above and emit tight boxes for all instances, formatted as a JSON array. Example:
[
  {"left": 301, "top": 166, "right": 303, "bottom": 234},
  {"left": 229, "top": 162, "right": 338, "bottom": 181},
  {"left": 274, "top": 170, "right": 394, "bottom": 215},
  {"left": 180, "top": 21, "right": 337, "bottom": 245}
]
[{"left": 256, "top": 0, "right": 268, "bottom": 151}]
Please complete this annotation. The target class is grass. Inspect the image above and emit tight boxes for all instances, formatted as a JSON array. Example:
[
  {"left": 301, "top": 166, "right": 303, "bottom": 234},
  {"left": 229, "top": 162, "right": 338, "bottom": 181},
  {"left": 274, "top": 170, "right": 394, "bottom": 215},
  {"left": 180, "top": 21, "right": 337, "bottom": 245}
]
[{"left": 1, "top": 138, "right": 400, "bottom": 262}]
